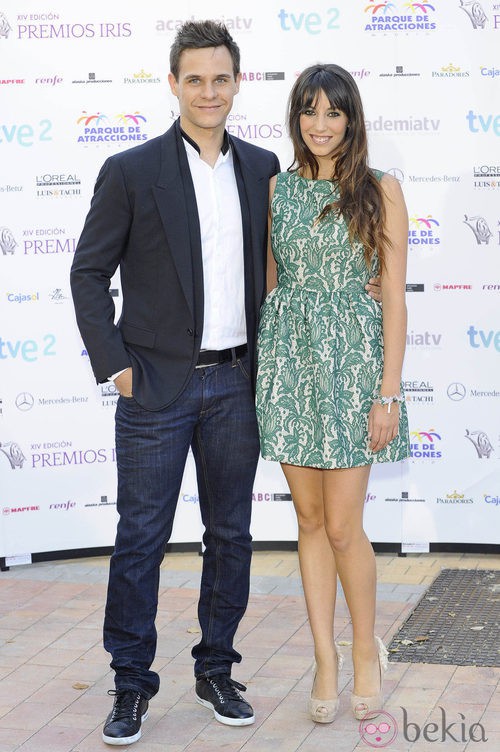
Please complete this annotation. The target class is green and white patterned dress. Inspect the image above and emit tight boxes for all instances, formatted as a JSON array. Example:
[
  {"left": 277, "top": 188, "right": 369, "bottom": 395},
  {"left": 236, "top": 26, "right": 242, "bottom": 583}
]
[{"left": 256, "top": 170, "right": 410, "bottom": 469}]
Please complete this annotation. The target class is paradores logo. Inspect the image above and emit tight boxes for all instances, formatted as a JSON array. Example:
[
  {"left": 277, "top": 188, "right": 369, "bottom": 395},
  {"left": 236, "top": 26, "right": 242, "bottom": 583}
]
[
  {"left": 363, "top": 1, "right": 437, "bottom": 33},
  {"left": 76, "top": 111, "right": 148, "bottom": 145}
]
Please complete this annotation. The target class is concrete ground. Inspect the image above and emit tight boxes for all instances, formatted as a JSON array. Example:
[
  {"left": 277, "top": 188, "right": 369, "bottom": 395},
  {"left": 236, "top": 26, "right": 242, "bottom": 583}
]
[{"left": 1, "top": 550, "right": 499, "bottom": 751}]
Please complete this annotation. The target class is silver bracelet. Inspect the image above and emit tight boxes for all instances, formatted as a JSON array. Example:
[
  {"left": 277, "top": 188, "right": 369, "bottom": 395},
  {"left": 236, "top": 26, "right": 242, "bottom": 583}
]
[{"left": 373, "top": 394, "right": 404, "bottom": 414}]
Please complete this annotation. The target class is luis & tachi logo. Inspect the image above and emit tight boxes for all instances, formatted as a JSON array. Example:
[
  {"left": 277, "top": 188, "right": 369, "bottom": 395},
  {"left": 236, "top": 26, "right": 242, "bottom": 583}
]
[
  {"left": 100, "top": 382, "right": 119, "bottom": 408},
  {"left": 76, "top": 112, "right": 148, "bottom": 145},
  {"left": 363, "top": 1, "right": 437, "bottom": 33},
  {"left": 410, "top": 428, "right": 442, "bottom": 460},
  {"left": 473, "top": 165, "right": 500, "bottom": 189},
  {"left": 436, "top": 490, "right": 473, "bottom": 504},
  {"left": 36, "top": 173, "right": 81, "bottom": 198},
  {"left": 403, "top": 379, "right": 434, "bottom": 404},
  {"left": 0, "top": 226, "right": 18, "bottom": 254},
  {"left": 465, "top": 429, "right": 494, "bottom": 458},
  {"left": 408, "top": 215, "right": 440, "bottom": 246}
]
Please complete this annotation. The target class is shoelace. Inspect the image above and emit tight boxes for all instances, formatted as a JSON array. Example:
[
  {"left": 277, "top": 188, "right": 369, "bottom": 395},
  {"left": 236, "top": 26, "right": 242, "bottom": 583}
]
[
  {"left": 107, "top": 689, "right": 142, "bottom": 721},
  {"left": 208, "top": 676, "right": 247, "bottom": 705}
]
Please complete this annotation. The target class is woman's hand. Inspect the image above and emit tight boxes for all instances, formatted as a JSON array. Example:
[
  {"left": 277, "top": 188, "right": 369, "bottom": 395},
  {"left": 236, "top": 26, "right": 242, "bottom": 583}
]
[{"left": 368, "top": 401, "right": 399, "bottom": 452}]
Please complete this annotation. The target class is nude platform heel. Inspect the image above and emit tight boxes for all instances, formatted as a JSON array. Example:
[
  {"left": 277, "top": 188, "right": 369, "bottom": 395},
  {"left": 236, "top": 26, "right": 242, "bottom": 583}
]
[
  {"left": 308, "top": 643, "right": 344, "bottom": 724},
  {"left": 350, "top": 636, "right": 389, "bottom": 720}
]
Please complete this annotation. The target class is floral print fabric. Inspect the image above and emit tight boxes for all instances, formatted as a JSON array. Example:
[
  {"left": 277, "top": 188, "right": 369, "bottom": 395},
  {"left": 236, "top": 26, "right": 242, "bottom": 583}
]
[{"left": 256, "top": 171, "right": 410, "bottom": 468}]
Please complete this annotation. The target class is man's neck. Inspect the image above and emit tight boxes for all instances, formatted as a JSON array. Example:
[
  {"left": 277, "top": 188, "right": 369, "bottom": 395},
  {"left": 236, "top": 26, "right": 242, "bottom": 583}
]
[{"left": 180, "top": 120, "right": 226, "bottom": 167}]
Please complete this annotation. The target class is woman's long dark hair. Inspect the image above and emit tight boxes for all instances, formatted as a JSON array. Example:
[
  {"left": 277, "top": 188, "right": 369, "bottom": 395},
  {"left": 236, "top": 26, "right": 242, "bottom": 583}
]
[{"left": 288, "top": 64, "right": 390, "bottom": 270}]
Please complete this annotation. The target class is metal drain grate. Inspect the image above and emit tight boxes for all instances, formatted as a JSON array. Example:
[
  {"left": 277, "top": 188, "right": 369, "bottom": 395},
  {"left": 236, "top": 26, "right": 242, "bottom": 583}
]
[{"left": 388, "top": 569, "right": 500, "bottom": 666}]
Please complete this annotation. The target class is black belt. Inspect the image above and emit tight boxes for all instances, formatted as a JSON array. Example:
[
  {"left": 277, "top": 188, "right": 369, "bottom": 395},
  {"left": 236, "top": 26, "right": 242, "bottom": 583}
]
[{"left": 195, "top": 344, "right": 247, "bottom": 368}]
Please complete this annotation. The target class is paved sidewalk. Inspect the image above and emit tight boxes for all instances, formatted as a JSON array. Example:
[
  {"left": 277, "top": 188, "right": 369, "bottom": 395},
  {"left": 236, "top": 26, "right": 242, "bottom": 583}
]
[{"left": 1, "top": 551, "right": 499, "bottom": 751}]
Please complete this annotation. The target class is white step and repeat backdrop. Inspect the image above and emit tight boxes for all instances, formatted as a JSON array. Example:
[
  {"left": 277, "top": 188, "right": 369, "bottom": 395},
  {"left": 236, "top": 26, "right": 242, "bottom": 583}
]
[{"left": 1, "top": 1, "right": 499, "bottom": 563}]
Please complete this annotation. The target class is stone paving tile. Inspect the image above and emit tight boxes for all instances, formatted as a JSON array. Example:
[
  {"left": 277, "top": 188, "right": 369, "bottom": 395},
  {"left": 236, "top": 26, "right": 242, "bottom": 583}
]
[{"left": 1, "top": 552, "right": 500, "bottom": 752}]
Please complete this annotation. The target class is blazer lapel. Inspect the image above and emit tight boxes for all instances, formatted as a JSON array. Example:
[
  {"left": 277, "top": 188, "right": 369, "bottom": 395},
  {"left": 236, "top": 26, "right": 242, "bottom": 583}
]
[{"left": 152, "top": 123, "right": 203, "bottom": 324}]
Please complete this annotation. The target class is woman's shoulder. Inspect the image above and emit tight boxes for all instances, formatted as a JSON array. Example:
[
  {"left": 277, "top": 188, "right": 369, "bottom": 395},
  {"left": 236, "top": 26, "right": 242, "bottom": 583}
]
[{"left": 369, "top": 167, "right": 385, "bottom": 182}]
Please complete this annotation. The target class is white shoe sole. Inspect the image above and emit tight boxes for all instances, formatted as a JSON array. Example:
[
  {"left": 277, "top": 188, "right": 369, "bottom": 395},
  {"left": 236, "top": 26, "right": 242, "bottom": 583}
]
[
  {"left": 102, "top": 710, "right": 149, "bottom": 745},
  {"left": 195, "top": 696, "right": 255, "bottom": 726}
]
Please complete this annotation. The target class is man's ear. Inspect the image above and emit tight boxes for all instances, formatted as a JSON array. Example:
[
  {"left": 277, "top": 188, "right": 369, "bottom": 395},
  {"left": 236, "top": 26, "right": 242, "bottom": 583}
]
[
  {"left": 168, "top": 72, "right": 178, "bottom": 97},
  {"left": 234, "top": 72, "right": 242, "bottom": 94}
]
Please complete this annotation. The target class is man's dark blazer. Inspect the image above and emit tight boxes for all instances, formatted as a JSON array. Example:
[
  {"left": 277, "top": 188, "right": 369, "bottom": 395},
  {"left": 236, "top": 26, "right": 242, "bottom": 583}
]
[{"left": 70, "top": 119, "right": 280, "bottom": 410}]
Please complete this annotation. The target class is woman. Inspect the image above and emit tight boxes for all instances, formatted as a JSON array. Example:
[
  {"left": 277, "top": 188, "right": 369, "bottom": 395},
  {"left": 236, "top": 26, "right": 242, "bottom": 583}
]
[{"left": 256, "top": 64, "right": 410, "bottom": 723}]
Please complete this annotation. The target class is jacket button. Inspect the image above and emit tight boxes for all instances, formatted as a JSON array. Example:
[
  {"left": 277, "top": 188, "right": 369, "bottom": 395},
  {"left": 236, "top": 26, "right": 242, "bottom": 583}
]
[{"left": 187, "top": 328, "right": 194, "bottom": 336}]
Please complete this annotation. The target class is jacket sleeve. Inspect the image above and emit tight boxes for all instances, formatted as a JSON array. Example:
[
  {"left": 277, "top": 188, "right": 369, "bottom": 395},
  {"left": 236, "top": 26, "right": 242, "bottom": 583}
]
[{"left": 70, "top": 156, "right": 133, "bottom": 383}]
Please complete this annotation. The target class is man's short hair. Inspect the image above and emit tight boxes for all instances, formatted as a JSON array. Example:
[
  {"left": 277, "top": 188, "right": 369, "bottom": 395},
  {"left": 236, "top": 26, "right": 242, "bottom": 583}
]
[{"left": 169, "top": 20, "right": 241, "bottom": 80}]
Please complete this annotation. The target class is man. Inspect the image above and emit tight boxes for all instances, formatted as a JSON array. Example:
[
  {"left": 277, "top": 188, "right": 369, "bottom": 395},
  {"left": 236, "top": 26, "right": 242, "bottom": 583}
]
[{"left": 71, "top": 20, "right": 279, "bottom": 745}]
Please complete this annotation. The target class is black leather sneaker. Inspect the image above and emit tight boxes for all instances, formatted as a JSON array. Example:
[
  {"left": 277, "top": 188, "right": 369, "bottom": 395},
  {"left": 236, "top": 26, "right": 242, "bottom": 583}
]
[
  {"left": 195, "top": 674, "right": 255, "bottom": 726},
  {"left": 102, "top": 689, "right": 149, "bottom": 745}
]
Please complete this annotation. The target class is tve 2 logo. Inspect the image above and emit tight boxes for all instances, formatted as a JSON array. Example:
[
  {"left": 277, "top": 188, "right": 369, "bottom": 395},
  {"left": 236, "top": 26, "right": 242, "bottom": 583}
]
[
  {"left": 277, "top": 7, "right": 340, "bottom": 33},
  {"left": 467, "top": 326, "right": 500, "bottom": 351},
  {"left": 0, "top": 335, "right": 56, "bottom": 361},
  {"left": 466, "top": 111, "right": 500, "bottom": 135},
  {"left": 0, "top": 120, "right": 53, "bottom": 146}
]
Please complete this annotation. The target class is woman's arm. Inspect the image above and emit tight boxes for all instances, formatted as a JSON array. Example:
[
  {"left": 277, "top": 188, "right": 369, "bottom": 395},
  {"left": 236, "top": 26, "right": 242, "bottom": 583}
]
[
  {"left": 368, "top": 173, "right": 409, "bottom": 452},
  {"left": 266, "top": 175, "right": 278, "bottom": 294}
]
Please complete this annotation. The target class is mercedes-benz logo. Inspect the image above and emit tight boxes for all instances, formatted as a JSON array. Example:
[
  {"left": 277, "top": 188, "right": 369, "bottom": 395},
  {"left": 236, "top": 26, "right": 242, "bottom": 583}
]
[
  {"left": 15, "top": 392, "right": 34, "bottom": 411},
  {"left": 386, "top": 167, "right": 404, "bottom": 183},
  {"left": 447, "top": 382, "right": 466, "bottom": 401}
]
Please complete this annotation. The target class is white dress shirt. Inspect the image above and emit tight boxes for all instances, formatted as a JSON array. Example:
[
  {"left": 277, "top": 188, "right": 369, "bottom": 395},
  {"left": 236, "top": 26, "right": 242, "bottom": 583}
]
[{"left": 183, "top": 136, "right": 246, "bottom": 350}]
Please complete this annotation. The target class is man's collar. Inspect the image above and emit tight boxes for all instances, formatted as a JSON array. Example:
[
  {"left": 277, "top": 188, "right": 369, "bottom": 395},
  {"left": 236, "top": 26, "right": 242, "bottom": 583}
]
[{"left": 179, "top": 124, "right": 230, "bottom": 156}]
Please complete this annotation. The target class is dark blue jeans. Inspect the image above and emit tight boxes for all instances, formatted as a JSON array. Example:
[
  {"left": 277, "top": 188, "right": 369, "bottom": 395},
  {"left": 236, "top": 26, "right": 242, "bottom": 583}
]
[{"left": 104, "top": 354, "right": 259, "bottom": 699}]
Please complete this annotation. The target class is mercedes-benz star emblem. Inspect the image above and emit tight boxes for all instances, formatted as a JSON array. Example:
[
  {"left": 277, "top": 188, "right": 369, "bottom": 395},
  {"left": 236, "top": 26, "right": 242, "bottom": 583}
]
[
  {"left": 447, "top": 383, "right": 466, "bottom": 401},
  {"left": 15, "top": 392, "right": 34, "bottom": 411}
]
